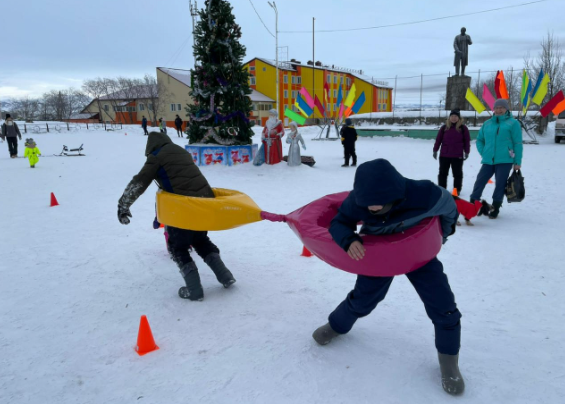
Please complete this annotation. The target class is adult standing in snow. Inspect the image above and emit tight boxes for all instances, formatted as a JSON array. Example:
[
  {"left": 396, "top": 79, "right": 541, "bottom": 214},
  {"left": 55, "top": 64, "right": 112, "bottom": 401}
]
[
  {"left": 285, "top": 121, "right": 306, "bottom": 166},
  {"left": 312, "top": 159, "right": 464, "bottom": 395},
  {"left": 141, "top": 116, "right": 149, "bottom": 135},
  {"left": 469, "top": 98, "right": 522, "bottom": 219},
  {"left": 1, "top": 114, "right": 22, "bottom": 158},
  {"left": 117, "top": 131, "right": 236, "bottom": 301},
  {"left": 254, "top": 109, "right": 284, "bottom": 165},
  {"left": 340, "top": 118, "right": 357, "bottom": 167},
  {"left": 454, "top": 27, "right": 472, "bottom": 76},
  {"left": 433, "top": 109, "right": 470, "bottom": 196},
  {"left": 174, "top": 114, "right": 183, "bottom": 137}
]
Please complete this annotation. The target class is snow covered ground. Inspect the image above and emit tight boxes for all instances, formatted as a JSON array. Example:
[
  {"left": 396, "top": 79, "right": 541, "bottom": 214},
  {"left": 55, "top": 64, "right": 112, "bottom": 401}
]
[{"left": 1, "top": 124, "right": 563, "bottom": 404}]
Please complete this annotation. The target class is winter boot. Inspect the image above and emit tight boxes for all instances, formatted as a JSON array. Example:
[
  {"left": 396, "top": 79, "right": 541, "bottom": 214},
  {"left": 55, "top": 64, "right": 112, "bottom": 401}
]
[
  {"left": 178, "top": 261, "right": 204, "bottom": 301},
  {"left": 351, "top": 155, "right": 357, "bottom": 167},
  {"left": 438, "top": 352, "right": 465, "bottom": 395},
  {"left": 204, "top": 252, "right": 236, "bottom": 288},
  {"left": 477, "top": 200, "right": 492, "bottom": 217},
  {"left": 489, "top": 201, "right": 502, "bottom": 219},
  {"left": 312, "top": 323, "right": 340, "bottom": 345}
]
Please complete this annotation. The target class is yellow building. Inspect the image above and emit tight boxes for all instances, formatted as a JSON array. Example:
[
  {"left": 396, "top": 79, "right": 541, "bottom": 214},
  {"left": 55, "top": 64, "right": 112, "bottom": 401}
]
[{"left": 244, "top": 58, "right": 393, "bottom": 125}]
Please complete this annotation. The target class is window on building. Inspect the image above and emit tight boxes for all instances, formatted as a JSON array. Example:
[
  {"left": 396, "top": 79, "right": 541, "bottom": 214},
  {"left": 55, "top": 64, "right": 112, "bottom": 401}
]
[
  {"left": 284, "top": 75, "right": 288, "bottom": 84},
  {"left": 267, "top": 104, "right": 272, "bottom": 110},
  {"left": 250, "top": 77, "right": 256, "bottom": 85},
  {"left": 104, "top": 104, "right": 109, "bottom": 112},
  {"left": 334, "top": 104, "right": 337, "bottom": 111},
  {"left": 177, "top": 104, "right": 182, "bottom": 111},
  {"left": 326, "top": 74, "right": 330, "bottom": 83},
  {"left": 292, "top": 90, "right": 296, "bottom": 99},
  {"left": 346, "top": 78, "right": 351, "bottom": 87},
  {"left": 170, "top": 104, "right": 176, "bottom": 111},
  {"left": 296, "top": 77, "right": 301, "bottom": 84},
  {"left": 251, "top": 103, "right": 257, "bottom": 111},
  {"left": 284, "top": 90, "right": 288, "bottom": 99},
  {"left": 291, "top": 76, "right": 295, "bottom": 84},
  {"left": 139, "top": 103, "right": 145, "bottom": 111},
  {"left": 263, "top": 67, "right": 266, "bottom": 71},
  {"left": 148, "top": 104, "right": 153, "bottom": 111},
  {"left": 333, "top": 75, "right": 337, "bottom": 84},
  {"left": 250, "top": 66, "right": 255, "bottom": 71},
  {"left": 327, "top": 103, "right": 331, "bottom": 112},
  {"left": 333, "top": 90, "right": 337, "bottom": 98}
]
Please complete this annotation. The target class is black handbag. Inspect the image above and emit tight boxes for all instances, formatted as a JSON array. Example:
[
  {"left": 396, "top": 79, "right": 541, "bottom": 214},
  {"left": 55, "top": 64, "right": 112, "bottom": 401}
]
[{"left": 505, "top": 169, "right": 525, "bottom": 203}]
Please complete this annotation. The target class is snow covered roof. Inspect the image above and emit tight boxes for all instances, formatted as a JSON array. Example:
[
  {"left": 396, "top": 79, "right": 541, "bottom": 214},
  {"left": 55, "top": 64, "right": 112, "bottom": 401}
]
[
  {"left": 246, "top": 57, "right": 393, "bottom": 89},
  {"left": 158, "top": 67, "right": 192, "bottom": 87},
  {"left": 249, "top": 89, "right": 274, "bottom": 103}
]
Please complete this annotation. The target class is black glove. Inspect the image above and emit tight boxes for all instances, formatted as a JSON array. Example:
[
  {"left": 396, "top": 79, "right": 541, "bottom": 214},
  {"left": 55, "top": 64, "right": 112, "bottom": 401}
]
[
  {"left": 464, "top": 153, "right": 469, "bottom": 160},
  {"left": 433, "top": 152, "right": 437, "bottom": 160},
  {"left": 118, "top": 205, "right": 132, "bottom": 225}
]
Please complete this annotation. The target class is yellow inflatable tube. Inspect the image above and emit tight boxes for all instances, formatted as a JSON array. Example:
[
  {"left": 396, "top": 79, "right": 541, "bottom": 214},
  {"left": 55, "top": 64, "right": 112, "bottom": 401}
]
[{"left": 156, "top": 188, "right": 263, "bottom": 231}]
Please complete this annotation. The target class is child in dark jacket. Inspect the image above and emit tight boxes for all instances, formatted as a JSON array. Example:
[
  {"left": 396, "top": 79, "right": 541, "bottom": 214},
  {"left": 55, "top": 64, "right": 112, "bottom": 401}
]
[
  {"left": 312, "top": 159, "right": 465, "bottom": 396},
  {"left": 340, "top": 118, "right": 357, "bottom": 167}
]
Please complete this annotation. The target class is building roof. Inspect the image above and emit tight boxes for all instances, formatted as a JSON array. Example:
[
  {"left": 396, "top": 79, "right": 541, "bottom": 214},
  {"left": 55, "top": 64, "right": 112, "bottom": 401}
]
[
  {"left": 249, "top": 89, "right": 274, "bottom": 102},
  {"left": 158, "top": 67, "right": 192, "bottom": 87},
  {"left": 245, "top": 57, "right": 393, "bottom": 89}
]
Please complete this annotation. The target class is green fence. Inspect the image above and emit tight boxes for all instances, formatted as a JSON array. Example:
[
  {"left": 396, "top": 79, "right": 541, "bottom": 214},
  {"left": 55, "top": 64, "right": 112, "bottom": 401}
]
[{"left": 357, "top": 128, "right": 479, "bottom": 140}]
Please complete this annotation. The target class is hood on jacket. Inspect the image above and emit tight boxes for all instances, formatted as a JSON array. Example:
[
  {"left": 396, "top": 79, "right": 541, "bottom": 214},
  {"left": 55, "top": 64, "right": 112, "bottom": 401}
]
[
  {"left": 145, "top": 131, "right": 172, "bottom": 156},
  {"left": 353, "top": 159, "right": 407, "bottom": 207}
]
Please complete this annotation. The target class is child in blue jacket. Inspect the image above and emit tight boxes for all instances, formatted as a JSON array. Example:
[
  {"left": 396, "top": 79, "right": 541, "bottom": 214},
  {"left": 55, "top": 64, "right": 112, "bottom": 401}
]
[{"left": 312, "top": 159, "right": 465, "bottom": 396}]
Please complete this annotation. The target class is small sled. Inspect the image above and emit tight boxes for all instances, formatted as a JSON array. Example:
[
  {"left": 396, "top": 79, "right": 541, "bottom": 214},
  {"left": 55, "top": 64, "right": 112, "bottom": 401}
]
[
  {"left": 56, "top": 144, "right": 85, "bottom": 156},
  {"left": 282, "top": 155, "right": 316, "bottom": 167}
]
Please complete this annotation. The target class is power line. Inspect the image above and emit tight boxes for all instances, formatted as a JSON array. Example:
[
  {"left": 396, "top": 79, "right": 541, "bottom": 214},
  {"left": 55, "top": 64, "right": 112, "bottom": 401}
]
[
  {"left": 279, "top": 0, "right": 548, "bottom": 33},
  {"left": 248, "top": 0, "right": 275, "bottom": 38}
]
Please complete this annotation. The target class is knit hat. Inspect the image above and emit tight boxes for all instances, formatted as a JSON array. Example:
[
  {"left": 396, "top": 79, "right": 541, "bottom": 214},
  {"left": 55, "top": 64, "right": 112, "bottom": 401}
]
[
  {"left": 5, "top": 113, "right": 11, "bottom": 119},
  {"left": 449, "top": 109, "right": 461, "bottom": 118},
  {"left": 345, "top": 118, "right": 353, "bottom": 126},
  {"left": 494, "top": 98, "right": 509, "bottom": 110}
]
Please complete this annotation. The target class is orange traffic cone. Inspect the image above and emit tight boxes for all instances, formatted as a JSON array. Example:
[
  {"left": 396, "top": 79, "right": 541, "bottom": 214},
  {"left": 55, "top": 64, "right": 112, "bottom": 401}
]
[
  {"left": 452, "top": 188, "right": 458, "bottom": 196},
  {"left": 135, "top": 315, "right": 159, "bottom": 356},
  {"left": 488, "top": 179, "right": 494, "bottom": 184},
  {"left": 301, "top": 246, "right": 313, "bottom": 257},
  {"left": 50, "top": 192, "right": 59, "bottom": 207},
  {"left": 159, "top": 223, "right": 165, "bottom": 228}
]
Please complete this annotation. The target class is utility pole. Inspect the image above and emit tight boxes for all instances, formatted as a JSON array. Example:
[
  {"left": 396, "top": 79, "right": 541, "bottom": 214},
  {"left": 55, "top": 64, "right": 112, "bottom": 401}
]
[
  {"left": 189, "top": 0, "right": 199, "bottom": 69},
  {"left": 268, "top": 2, "right": 279, "bottom": 116}
]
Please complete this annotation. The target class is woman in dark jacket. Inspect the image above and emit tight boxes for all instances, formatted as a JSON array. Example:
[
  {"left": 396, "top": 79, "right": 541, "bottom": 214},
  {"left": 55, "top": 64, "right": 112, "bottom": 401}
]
[{"left": 433, "top": 109, "right": 470, "bottom": 196}]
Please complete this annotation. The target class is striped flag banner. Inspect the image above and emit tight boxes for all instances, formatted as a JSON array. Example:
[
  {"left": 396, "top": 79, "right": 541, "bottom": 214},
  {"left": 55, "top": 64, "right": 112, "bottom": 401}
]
[
  {"left": 314, "top": 95, "right": 325, "bottom": 116},
  {"left": 296, "top": 95, "right": 313, "bottom": 117},
  {"left": 299, "top": 87, "right": 315, "bottom": 109},
  {"left": 284, "top": 108, "right": 306, "bottom": 125},
  {"left": 532, "top": 70, "right": 550, "bottom": 105},
  {"left": 482, "top": 84, "right": 495, "bottom": 110},
  {"left": 351, "top": 92, "right": 366, "bottom": 114},
  {"left": 465, "top": 88, "right": 486, "bottom": 114},
  {"left": 344, "top": 84, "right": 357, "bottom": 107},
  {"left": 540, "top": 90, "right": 564, "bottom": 117}
]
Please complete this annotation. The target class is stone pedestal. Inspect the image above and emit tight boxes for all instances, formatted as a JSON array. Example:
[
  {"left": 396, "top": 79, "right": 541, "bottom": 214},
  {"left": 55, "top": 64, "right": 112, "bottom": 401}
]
[{"left": 446, "top": 75, "right": 472, "bottom": 111}]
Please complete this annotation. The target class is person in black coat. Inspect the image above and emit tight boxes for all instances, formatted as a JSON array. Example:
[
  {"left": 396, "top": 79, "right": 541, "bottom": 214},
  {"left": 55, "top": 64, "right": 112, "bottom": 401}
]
[
  {"left": 174, "top": 115, "right": 183, "bottom": 137},
  {"left": 340, "top": 118, "right": 357, "bottom": 167},
  {"left": 141, "top": 116, "right": 149, "bottom": 135},
  {"left": 312, "top": 159, "right": 465, "bottom": 396}
]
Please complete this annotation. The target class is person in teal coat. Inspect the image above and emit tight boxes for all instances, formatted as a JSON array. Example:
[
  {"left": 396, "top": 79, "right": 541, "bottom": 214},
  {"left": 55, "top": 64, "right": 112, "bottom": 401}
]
[{"left": 469, "top": 99, "right": 523, "bottom": 218}]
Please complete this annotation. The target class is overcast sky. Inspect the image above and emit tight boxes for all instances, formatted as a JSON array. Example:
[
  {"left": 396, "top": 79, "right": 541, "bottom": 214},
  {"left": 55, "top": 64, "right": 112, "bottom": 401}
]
[{"left": 1, "top": 0, "right": 563, "bottom": 105}]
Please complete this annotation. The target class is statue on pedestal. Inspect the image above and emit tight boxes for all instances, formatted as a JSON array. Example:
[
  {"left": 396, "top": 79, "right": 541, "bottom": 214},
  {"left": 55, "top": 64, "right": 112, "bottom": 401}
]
[{"left": 454, "top": 27, "right": 472, "bottom": 76}]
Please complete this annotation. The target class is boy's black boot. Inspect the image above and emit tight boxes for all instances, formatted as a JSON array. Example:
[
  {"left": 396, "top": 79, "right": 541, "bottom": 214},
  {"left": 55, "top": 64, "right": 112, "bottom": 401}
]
[
  {"left": 178, "top": 261, "right": 204, "bottom": 301},
  {"left": 438, "top": 352, "right": 465, "bottom": 395},
  {"left": 341, "top": 157, "right": 350, "bottom": 167},
  {"left": 312, "top": 323, "right": 340, "bottom": 345},
  {"left": 204, "top": 252, "right": 236, "bottom": 288}
]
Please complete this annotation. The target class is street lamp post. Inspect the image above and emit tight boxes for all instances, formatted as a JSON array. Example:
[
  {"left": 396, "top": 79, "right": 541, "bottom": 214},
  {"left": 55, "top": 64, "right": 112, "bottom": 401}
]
[{"left": 268, "top": 1, "right": 278, "bottom": 116}]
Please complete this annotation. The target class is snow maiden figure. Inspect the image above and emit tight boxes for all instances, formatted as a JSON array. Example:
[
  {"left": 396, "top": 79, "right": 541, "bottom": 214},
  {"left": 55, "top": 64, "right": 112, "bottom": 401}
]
[
  {"left": 24, "top": 138, "right": 41, "bottom": 168},
  {"left": 286, "top": 121, "right": 306, "bottom": 166},
  {"left": 253, "top": 109, "right": 285, "bottom": 166}
]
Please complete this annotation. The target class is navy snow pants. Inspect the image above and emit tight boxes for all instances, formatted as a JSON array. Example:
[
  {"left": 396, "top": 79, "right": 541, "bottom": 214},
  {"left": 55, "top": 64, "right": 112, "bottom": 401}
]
[{"left": 328, "top": 257, "right": 462, "bottom": 355}]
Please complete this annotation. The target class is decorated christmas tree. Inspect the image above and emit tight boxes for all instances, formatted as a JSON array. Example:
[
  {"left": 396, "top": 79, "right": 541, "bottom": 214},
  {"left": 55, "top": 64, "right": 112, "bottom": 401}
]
[{"left": 187, "top": 0, "right": 254, "bottom": 145}]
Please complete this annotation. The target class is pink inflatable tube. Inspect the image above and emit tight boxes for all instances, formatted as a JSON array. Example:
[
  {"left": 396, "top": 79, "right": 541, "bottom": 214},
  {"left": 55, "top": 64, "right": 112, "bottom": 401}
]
[{"left": 261, "top": 192, "right": 443, "bottom": 277}]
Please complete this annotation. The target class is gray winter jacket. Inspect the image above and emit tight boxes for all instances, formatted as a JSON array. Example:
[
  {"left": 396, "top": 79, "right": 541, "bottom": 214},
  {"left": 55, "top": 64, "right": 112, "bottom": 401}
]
[{"left": 1, "top": 122, "right": 22, "bottom": 139}]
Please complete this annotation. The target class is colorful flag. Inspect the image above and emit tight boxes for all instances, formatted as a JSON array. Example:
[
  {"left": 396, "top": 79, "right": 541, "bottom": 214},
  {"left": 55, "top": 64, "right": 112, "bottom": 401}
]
[
  {"left": 314, "top": 95, "right": 325, "bottom": 117},
  {"left": 336, "top": 77, "right": 343, "bottom": 109},
  {"left": 494, "top": 71, "right": 501, "bottom": 99},
  {"left": 498, "top": 70, "right": 509, "bottom": 99},
  {"left": 299, "top": 87, "right": 315, "bottom": 109},
  {"left": 520, "top": 69, "right": 532, "bottom": 113},
  {"left": 338, "top": 103, "right": 345, "bottom": 120},
  {"left": 323, "top": 82, "right": 330, "bottom": 104},
  {"left": 465, "top": 88, "right": 486, "bottom": 113},
  {"left": 552, "top": 99, "right": 565, "bottom": 116},
  {"left": 284, "top": 108, "right": 306, "bottom": 125},
  {"left": 482, "top": 84, "right": 495, "bottom": 110},
  {"left": 540, "top": 90, "right": 565, "bottom": 117},
  {"left": 344, "top": 84, "right": 356, "bottom": 107},
  {"left": 351, "top": 92, "right": 366, "bottom": 114},
  {"left": 532, "top": 70, "right": 550, "bottom": 105},
  {"left": 296, "top": 95, "right": 313, "bottom": 117}
]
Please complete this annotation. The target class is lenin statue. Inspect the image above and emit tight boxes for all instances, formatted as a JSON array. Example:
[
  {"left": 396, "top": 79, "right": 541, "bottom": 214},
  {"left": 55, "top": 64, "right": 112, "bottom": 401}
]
[{"left": 454, "top": 27, "right": 472, "bottom": 76}]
